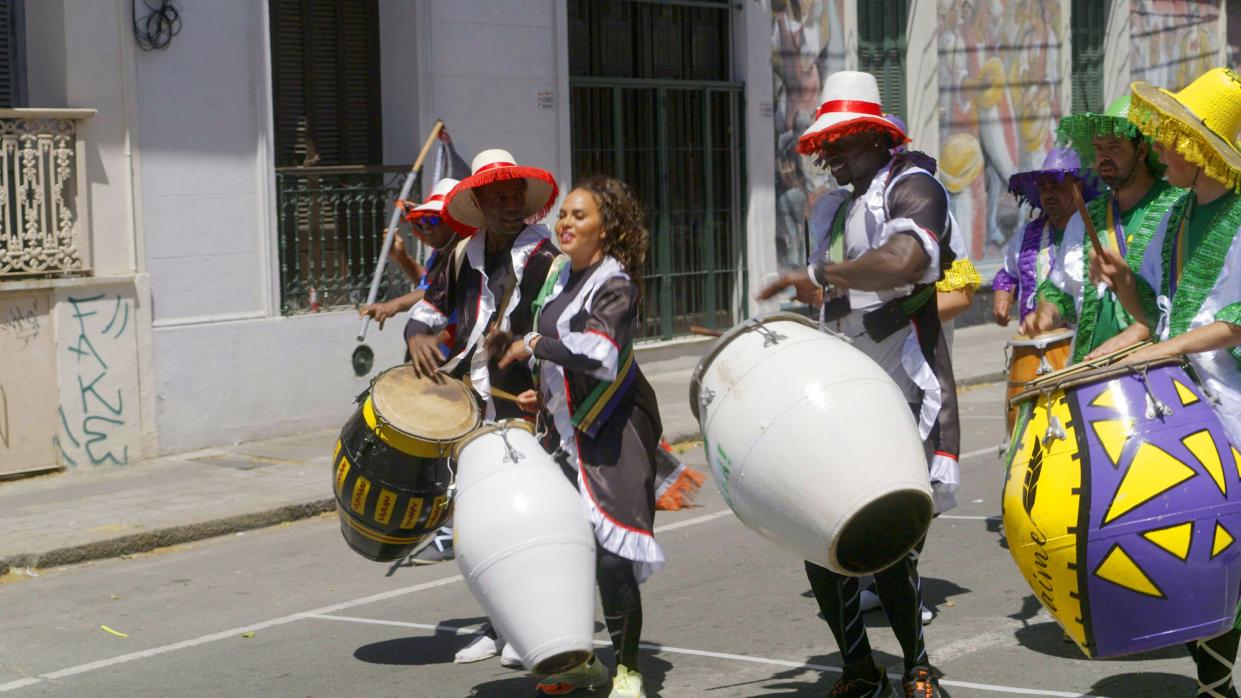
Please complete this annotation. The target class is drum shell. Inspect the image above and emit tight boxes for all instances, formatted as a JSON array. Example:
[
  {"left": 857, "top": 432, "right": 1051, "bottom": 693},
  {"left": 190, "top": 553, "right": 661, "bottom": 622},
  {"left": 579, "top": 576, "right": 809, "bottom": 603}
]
[
  {"left": 1004, "top": 362, "right": 1241, "bottom": 658},
  {"left": 332, "top": 405, "right": 454, "bottom": 562},
  {"left": 694, "top": 316, "right": 933, "bottom": 576},
  {"left": 1005, "top": 331, "right": 1073, "bottom": 431},
  {"left": 454, "top": 423, "right": 596, "bottom": 676}
]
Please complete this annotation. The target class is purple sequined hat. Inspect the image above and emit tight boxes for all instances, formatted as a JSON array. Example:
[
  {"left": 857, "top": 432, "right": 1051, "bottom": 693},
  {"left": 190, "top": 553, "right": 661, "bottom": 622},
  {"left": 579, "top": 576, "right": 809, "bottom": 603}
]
[{"left": 1007, "top": 147, "right": 1099, "bottom": 210}]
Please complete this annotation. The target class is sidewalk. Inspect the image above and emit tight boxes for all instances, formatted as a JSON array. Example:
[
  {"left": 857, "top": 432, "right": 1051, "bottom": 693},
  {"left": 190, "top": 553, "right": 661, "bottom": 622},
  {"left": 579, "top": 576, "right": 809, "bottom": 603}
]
[{"left": 0, "top": 322, "right": 1013, "bottom": 575}]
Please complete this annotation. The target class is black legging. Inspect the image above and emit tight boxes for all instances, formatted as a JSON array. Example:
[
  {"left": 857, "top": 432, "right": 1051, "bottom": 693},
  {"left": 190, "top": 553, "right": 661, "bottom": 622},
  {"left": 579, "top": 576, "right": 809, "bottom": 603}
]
[
  {"left": 597, "top": 546, "right": 643, "bottom": 669},
  {"left": 805, "top": 536, "right": 928, "bottom": 677},
  {"left": 1189, "top": 628, "right": 1241, "bottom": 698}
]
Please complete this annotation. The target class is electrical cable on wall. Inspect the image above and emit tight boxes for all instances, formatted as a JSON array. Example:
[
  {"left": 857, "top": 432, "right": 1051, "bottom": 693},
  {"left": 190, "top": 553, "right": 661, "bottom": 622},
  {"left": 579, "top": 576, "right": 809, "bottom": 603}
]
[{"left": 133, "top": 0, "right": 182, "bottom": 51}]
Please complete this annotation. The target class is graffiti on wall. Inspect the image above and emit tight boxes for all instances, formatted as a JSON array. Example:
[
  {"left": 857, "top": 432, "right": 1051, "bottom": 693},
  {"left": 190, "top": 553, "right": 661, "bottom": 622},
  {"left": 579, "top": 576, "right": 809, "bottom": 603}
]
[
  {"left": 771, "top": 0, "right": 846, "bottom": 271},
  {"left": 1131, "top": 0, "right": 1221, "bottom": 92},
  {"left": 938, "top": 0, "right": 1064, "bottom": 266},
  {"left": 54, "top": 293, "right": 134, "bottom": 467}
]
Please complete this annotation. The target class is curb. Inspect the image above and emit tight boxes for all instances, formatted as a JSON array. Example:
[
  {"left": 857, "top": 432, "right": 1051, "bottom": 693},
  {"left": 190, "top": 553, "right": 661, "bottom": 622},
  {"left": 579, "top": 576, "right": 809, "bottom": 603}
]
[
  {"left": 958, "top": 371, "right": 1006, "bottom": 388},
  {"left": 0, "top": 498, "right": 335, "bottom": 576}
]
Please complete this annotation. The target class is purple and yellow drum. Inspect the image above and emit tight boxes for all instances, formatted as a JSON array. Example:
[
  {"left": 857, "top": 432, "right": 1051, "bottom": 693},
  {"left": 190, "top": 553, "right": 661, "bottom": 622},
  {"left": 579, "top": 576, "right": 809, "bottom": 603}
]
[{"left": 1003, "top": 344, "right": 1241, "bottom": 658}]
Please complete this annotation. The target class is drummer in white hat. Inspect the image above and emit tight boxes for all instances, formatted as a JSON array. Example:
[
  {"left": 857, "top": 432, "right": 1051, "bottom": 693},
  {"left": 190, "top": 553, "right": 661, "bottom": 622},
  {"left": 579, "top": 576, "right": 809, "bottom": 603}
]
[
  {"left": 359, "top": 177, "right": 463, "bottom": 330},
  {"left": 404, "top": 150, "right": 560, "bottom": 665},
  {"left": 759, "top": 70, "right": 954, "bottom": 698},
  {"left": 404, "top": 148, "right": 559, "bottom": 418}
]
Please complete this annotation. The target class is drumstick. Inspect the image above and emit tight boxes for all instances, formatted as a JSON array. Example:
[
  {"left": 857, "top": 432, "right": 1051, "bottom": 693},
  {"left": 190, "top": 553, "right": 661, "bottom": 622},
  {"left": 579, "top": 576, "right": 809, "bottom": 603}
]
[
  {"left": 488, "top": 386, "right": 524, "bottom": 403},
  {"left": 689, "top": 325, "right": 723, "bottom": 338},
  {"left": 1071, "top": 181, "right": 1105, "bottom": 259}
]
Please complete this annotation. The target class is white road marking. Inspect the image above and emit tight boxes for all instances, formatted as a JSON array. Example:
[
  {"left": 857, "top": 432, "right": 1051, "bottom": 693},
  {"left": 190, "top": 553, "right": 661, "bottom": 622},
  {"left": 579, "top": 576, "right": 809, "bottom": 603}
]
[
  {"left": 305, "top": 613, "right": 1106, "bottom": 698},
  {"left": 960, "top": 445, "right": 1002, "bottom": 460},
  {"left": 939, "top": 514, "right": 998, "bottom": 521},
  {"left": 0, "top": 509, "right": 730, "bottom": 692},
  {"left": 654, "top": 509, "right": 732, "bottom": 532}
]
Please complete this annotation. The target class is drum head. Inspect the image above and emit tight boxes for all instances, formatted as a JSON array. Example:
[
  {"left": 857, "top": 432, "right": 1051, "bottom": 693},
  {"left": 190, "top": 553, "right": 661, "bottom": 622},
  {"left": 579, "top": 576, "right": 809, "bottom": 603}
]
[
  {"left": 1007, "top": 328, "right": 1075, "bottom": 348},
  {"left": 372, "top": 365, "right": 480, "bottom": 443},
  {"left": 689, "top": 312, "right": 819, "bottom": 421}
]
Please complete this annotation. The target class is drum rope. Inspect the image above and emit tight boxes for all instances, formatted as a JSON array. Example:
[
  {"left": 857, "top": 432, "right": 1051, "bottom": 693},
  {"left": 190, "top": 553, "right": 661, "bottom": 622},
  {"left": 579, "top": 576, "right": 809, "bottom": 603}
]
[{"left": 1135, "top": 365, "right": 1174, "bottom": 419}]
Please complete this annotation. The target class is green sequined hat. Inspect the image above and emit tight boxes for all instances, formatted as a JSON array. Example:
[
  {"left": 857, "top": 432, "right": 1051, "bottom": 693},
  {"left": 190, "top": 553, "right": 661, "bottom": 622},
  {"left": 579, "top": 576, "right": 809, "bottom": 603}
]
[{"left": 1056, "top": 95, "right": 1165, "bottom": 177}]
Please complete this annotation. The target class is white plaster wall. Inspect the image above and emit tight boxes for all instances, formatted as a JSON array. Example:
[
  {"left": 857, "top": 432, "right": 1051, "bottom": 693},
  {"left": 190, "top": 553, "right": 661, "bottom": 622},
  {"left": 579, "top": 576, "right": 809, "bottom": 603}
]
[
  {"left": 380, "top": 1, "right": 422, "bottom": 168},
  {"left": 0, "top": 292, "right": 56, "bottom": 473},
  {"left": 742, "top": 0, "right": 780, "bottom": 315},
  {"left": 416, "top": 0, "right": 565, "bottom": 188},
  {"left": 153, "top": 314, "right": 407, "bottom": 452},
  {"left": 135, "top": 0, "right": 267, "bottom": 323}
]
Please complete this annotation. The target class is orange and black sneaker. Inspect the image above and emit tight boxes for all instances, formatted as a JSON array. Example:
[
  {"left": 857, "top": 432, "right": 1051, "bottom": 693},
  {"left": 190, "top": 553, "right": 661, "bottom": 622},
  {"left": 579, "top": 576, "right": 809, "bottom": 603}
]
[{"left": 902, "top": 666, "right": 945, "bottom": 698}]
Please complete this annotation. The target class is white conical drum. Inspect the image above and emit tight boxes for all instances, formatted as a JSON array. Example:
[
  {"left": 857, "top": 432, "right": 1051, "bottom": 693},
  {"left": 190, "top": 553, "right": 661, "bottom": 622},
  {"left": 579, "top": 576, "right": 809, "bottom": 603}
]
[
  {"left": 452, "top": 420, "right": 596, "bottom": 676},
  {"left": 690, "top": 313, "right": 932, "bottom": 575}
]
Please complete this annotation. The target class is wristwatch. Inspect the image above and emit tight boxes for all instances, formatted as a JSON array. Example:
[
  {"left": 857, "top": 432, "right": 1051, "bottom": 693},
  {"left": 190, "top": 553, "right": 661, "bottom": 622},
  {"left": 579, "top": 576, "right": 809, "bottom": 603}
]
[{"left": 523, "top": 332, "right": 540, "bottom": 352}]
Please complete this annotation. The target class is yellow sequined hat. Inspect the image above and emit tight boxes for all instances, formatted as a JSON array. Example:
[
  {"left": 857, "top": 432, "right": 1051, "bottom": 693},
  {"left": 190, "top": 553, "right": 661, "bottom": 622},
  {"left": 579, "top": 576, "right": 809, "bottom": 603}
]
[{"left": 1128, "top": 67, "right": 1241, "bottom": 192}]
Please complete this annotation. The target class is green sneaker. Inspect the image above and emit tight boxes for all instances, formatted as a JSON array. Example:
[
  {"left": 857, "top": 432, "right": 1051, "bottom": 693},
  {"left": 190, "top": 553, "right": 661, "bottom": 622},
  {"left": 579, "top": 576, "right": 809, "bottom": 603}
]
[
  {"left": 609, "top": 664, "right": 645, "bottom": 698},
  {"left": 536, "top": 655, "right": 609, "bottom": 695}
]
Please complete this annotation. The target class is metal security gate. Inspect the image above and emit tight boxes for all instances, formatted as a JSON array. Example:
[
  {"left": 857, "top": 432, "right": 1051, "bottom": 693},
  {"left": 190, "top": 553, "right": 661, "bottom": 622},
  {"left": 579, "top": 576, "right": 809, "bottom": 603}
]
[{"left": 571, "top": 81, "right": 745, "bottom": 339}]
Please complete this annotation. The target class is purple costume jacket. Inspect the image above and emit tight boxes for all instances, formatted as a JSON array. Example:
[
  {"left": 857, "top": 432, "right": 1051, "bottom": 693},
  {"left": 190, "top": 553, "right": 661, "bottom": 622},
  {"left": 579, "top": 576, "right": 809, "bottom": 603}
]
[{"left": 991, "top": 216, "right": 1058, "bottom": 323}]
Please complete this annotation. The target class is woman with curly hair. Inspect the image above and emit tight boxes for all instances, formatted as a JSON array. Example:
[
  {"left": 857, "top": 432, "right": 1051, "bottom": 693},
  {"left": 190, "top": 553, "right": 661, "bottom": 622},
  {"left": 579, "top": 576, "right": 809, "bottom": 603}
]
[{"left": 490, "top": 175, "right": 663, "bottom": 698}]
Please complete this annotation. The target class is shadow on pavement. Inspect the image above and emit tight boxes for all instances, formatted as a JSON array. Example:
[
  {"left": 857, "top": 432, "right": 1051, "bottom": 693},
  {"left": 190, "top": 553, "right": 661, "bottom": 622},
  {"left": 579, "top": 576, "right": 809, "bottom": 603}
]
[
  {"left": 353, "top": 633, "right": 461, "bottom": 665},
  {"left": 732, "top": 650, "right": 904, "bottom": 696},
  {"left": 1090, "top": 670, "right": 1197, "bottom": 696},
  {"left": 1012, "top": 620, "right": 1189, "bottom": 662}
]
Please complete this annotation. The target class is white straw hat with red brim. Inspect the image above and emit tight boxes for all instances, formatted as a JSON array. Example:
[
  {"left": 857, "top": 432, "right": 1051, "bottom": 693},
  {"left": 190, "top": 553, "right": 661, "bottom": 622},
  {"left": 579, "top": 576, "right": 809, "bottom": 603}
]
[
  {"left": 797, "top": 71, "right": 909, "bottom": 155},
  {"left": 410, "top": 177, "right": 459, "bottom": 217},
  {"left": 444, "top": 149, "right": 559, "bottom": 236}
]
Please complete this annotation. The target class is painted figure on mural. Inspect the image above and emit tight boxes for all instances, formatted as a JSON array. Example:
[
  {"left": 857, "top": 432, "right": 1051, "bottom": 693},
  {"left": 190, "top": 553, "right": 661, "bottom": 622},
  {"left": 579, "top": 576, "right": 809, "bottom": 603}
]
[
  {"left": 938, "top": 0, "right": 1062, "bottom": 264},
  {"left": 1130, "top": 0, "right": 1221, "bottom": 92},
  {"left": 771, "top": 0, "right": 845, "bottom": 271}
]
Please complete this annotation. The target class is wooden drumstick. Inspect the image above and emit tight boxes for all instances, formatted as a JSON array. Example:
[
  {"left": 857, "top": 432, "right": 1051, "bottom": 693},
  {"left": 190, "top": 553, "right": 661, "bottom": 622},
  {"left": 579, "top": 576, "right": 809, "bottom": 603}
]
[
  {"left": 1072, "top": 181, "right": 1105, "bottom": 259},
  {"left": 689, "top": 325, "right": 723, "bottom": 338}
]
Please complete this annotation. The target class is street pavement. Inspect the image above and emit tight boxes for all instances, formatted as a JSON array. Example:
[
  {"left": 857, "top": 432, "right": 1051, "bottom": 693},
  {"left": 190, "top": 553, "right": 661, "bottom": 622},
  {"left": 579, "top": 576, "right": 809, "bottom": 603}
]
[{"left": 0, "top": 374, "right": 1210, "bottom": 696}]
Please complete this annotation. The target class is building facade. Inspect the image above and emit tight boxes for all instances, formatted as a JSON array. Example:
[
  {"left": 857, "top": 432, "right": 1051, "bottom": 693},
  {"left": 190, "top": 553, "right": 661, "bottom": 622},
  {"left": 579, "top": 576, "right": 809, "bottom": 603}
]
[{"left": 0, "top": 0, "right": 1237, "bottom": 476}]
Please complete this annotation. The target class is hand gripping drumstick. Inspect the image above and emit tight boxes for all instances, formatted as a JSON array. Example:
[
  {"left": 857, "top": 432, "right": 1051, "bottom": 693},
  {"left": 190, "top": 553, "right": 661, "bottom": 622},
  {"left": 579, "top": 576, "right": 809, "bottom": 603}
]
[
  {"left": 357, "top": 119, "right": 446, "bottom": 342},
  {"left": 1071, "top": 180, "right": 1105, "bottom": 260}
]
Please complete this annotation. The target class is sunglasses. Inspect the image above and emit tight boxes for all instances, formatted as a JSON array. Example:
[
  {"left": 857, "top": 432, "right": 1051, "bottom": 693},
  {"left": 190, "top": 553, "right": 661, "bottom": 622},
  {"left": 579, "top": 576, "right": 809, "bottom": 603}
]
[{"left": 414, "top": 215, "right": 443, "bottom": 228}]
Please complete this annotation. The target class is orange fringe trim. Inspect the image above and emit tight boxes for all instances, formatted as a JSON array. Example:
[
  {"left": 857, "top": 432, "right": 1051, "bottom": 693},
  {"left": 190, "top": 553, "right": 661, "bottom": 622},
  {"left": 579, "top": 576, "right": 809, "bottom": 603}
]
[
  {"left": 656, "top": 466, "right": 706, "bottom": 511},
  {"left": 796, "top": 118, "right": 910, "bottom": 156}
]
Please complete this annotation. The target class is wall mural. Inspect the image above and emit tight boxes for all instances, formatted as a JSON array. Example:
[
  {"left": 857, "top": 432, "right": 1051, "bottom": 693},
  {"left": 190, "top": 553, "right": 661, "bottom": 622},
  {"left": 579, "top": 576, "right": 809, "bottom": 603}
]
[
  {"left": 1131, "top": 0, "right": 1222, "bottom": 92},
  {"left": 938, "top": 0, "right": 1064, "bottom": 266},
  {"left": 771, "top": 0, "right": 846, "bottom": 271}
]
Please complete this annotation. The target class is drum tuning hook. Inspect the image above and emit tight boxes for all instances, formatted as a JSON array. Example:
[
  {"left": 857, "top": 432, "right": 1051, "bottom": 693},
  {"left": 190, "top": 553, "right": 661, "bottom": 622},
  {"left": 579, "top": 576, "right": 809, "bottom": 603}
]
[
  {"left": 698, "top": 386, "right": 716, "bottom": 417},
  {"left": 1135, "top": 367, "right": 1174, "bottom": 419},
  {"left": 1043, "top": 415, "right": 1066, "bottom": 447},
  {"left": 748, "top": 319, "right": 787, "bottom": 347},
  {"left": 497, "top": 427, "right": 524, "bottom": 464}
]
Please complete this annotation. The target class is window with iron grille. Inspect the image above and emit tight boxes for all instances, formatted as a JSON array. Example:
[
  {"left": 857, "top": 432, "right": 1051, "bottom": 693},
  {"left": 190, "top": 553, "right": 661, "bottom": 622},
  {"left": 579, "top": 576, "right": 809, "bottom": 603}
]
[
  {"left": 857, "top": 0, "right": 907, "bottom": 121},
  {"left": 268, "top": 0, "right": 403, "bottom": 315},
  {"left": 568, "top": 0, "right": 746, "bottom": 340},
  {"left": 1071, "top": 0, "right": 1109, "bottom": 114}
]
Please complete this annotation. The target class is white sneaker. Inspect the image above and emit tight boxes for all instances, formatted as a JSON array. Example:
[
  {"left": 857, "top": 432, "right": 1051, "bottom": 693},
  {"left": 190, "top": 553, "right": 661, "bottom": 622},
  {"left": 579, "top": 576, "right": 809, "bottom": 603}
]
[
  {"left": 921, "top": 605, "right": 934, "bottom": 626},
  {"left": 499, "top": 639, "right": 523, "bottom": 668},
  {"left": 454, "top": 633, "right": 500, "bottom": 664},
  {"left": 859, "top": 586, "right": 882, "bottom": 612}
]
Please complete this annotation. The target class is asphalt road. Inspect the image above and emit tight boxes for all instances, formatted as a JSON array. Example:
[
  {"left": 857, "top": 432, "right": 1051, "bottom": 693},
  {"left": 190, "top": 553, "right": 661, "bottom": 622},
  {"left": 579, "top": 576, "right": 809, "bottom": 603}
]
[{"left": 0, "top": 382, "right": 1206, "bottom": 697}]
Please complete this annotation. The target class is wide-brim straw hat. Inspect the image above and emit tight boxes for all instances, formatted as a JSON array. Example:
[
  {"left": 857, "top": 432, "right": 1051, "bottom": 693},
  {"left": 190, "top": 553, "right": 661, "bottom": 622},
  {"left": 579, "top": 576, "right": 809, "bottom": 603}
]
[
  {"left": 1056, "top": 95, "right": 1165, "bottom": 176},
  {"left": 797, "top": 71, "right": 908, "bottom": 155},
  {"left": 444, "top": 149, "right": 559, "bottom": 235},
  {"left": 1007, "top": 146, "right": 1099, "bottom": 210},
  {"left": 1128, "top": 67, "right": 1241, "bottom": 192}
]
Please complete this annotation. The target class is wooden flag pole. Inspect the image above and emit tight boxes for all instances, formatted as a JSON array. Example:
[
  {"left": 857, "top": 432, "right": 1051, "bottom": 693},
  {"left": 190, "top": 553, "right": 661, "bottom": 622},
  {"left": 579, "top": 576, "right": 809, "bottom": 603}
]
[
  {"left": 357, "top": 119, "right": 445, "bottom": 342},
  {"left": 1071, "top": 180, "right": 1105, "bottom": 259}
]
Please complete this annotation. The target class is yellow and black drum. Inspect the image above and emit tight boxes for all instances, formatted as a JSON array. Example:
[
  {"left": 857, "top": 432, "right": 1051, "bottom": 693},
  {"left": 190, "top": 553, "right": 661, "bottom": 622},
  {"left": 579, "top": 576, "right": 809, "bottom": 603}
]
[{"left": 332, "top": 365, "right": 481, "bottom": 561}]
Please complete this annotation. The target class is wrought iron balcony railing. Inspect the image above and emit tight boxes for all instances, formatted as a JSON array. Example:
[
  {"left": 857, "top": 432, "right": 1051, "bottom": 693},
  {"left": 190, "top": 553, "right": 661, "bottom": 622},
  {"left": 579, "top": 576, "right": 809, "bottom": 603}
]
[
  {"left": 0, "top": 109, "right": 95, "bottom": 278},
  {"left": 275, "top": 166, "right": 415, "bottom": 315}
]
